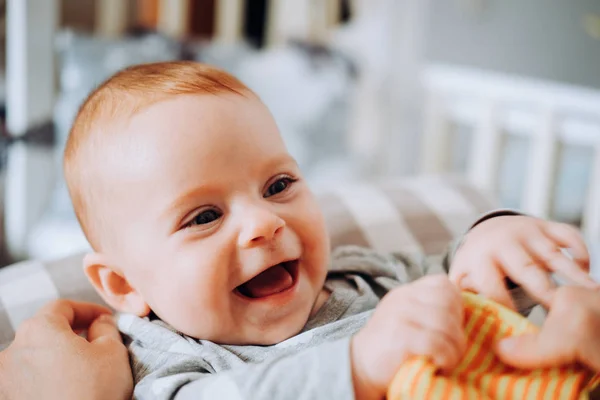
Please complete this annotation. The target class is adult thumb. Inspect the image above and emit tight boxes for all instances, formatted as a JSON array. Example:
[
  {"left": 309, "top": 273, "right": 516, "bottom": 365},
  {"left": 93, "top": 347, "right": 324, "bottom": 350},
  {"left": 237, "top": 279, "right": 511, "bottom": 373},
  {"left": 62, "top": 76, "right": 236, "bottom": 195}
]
[
  {"left": 495, "top": 333, "right": 575, "bottom": 369},
  {"left": 88, "top": 314, "right": 122, "bottom": 344}
]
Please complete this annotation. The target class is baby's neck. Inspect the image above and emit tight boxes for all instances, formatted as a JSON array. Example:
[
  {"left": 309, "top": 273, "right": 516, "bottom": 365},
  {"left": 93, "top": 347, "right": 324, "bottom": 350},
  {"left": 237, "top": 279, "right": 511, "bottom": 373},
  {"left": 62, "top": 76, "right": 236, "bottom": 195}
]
[{"left": 309, "top": 287, "right": 331, "bottom": 318}]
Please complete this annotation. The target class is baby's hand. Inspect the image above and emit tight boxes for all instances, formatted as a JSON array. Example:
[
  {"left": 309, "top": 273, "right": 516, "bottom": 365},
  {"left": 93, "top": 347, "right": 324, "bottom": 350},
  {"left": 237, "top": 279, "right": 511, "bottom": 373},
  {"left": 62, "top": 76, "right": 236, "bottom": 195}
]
[
  {"left": 450, "top": 215, "right": 597, "bottom": 309},
  {"left": 350, "top": 275, "right": 466, "bottom": 400}
]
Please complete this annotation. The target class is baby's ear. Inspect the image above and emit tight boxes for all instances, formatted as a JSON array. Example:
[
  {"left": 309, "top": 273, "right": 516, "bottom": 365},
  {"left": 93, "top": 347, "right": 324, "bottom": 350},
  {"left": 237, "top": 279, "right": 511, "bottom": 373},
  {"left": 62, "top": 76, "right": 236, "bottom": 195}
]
[{"left": 83, "top": 253, "right": 151, "bottom": 317}]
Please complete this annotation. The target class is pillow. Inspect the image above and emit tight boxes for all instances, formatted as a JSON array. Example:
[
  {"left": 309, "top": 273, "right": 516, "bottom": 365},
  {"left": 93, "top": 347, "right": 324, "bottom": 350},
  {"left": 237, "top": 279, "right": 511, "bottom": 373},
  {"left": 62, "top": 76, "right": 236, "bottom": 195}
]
[{"left": 0, "top": 175, "right": 495, "bottom": 349}]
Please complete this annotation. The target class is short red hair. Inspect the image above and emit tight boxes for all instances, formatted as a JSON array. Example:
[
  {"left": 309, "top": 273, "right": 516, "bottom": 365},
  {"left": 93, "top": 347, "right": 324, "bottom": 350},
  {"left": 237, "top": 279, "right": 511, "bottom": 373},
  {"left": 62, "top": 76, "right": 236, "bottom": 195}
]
[{"left": 64, "top": 61, "right": 250, "bottom": 249}]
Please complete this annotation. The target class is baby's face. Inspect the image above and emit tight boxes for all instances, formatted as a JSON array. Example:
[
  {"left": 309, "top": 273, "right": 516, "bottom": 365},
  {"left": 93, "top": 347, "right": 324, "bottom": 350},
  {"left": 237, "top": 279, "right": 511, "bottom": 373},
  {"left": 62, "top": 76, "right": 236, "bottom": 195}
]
[{"left": 102, "top": 94, "right": 330, "bottom": 344}]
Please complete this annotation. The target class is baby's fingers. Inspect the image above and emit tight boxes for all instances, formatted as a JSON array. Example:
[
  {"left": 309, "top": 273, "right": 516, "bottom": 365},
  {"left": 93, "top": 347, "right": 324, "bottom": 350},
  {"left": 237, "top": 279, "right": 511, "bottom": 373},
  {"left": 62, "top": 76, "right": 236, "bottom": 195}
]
[
  {"left": 416, "top": 275, "right": 464, "bottom": 315},
  {"left": 406, "top": 323, "right": 463, "bottom": 372},
  {"left": 458, "top": 266, "right": 515, "bottom": 311},
  {"left": 497, "top": 245, "right": 556, "bottom": 305},
  {"left": 399, "top": 301, "right": 466, "bottom": 355}
]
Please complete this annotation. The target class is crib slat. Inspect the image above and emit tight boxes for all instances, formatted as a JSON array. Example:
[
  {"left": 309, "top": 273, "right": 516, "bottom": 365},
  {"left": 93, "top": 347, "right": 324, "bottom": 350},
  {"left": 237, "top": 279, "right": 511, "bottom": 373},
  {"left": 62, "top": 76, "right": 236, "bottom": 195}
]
[
  {"left": 522, "top": 110, "right": 559, "bottom": 218},
  {"left": 420, "top": 91, "right": 451, "bottom": 174},
  {"left": 95, "top": 0, "right": 129, "bottom": 38},
  {"left": 467, "top": 102, "right": 502, "bottom": 194},
  {"left": 583, "top": 144, "right": 600, "bottom": 245},
  {"left": 309, "top": 0, "right": 340, "bottom": 41},
  {"left": 215, "top": 0, "right": 245, "bottom": 44},
  {"left": 157, "top": 0, "right": 190, "bottom": 39},
  {"left": 5, "top": 0, "right": 57, "bottom": 259},
  {"left": 266, "top": 0, "right": 311, "bottom": 47}
]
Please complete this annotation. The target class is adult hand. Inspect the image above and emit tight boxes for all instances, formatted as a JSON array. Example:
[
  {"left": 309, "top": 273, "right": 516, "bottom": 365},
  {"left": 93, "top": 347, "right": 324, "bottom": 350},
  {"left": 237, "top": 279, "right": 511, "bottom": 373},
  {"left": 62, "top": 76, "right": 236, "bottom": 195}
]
[
  {"left": 0, "top": 300, "right": 132, "bottom": 400},
  {"left": 496, "top": 286, "right": 600, "bottom": 372}
]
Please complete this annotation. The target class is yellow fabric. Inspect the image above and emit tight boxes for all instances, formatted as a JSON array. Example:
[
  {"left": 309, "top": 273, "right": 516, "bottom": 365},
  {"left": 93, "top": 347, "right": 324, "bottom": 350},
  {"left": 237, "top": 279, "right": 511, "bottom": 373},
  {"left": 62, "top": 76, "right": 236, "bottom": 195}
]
[{"left": 387, "top": 292, "right": 599, "bottom": 400}]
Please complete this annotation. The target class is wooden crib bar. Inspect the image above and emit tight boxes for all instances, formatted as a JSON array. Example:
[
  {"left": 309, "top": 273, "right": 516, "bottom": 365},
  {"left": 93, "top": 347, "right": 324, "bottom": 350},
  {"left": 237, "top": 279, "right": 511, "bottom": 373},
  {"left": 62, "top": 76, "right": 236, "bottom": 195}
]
[
  {"left": 522, "top": 110, "right": 559, "bottom": 219},
  {"left": 421, "top": 64, "right": 600, "bottom": 244},
  {"left": 584, "top": 146, "right": 600, "bottom": 245},
  {"left": 468, "top": 101, "right": 502, "bottom": 195}
]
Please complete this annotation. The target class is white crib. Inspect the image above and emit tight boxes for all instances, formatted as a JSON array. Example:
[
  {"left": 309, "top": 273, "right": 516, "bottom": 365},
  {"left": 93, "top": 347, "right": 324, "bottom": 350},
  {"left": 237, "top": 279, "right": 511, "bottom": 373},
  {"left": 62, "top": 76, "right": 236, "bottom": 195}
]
[
  {"left": 420, "top": 64, "right": 600, "bottom": 245},
  {"left": 2, "top": 0, "right": 356, "bottom": 260},
  {"left": 5, "top": 0, "right": 600, "bottom": 260}
]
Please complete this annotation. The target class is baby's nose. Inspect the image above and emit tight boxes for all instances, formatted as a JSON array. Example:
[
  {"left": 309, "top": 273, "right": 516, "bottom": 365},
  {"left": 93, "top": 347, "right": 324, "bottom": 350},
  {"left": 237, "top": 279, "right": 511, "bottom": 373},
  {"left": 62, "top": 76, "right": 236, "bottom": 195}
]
[{"left": 238, "top": 207, "right": 285, "bottom": 248}]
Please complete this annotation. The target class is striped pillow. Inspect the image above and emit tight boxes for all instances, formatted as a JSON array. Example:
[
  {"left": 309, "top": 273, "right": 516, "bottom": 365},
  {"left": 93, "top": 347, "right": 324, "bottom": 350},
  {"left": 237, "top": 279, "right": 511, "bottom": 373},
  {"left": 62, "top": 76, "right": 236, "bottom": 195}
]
[{"left": 320, "top": 175, "right": 495, "bottom": 255}]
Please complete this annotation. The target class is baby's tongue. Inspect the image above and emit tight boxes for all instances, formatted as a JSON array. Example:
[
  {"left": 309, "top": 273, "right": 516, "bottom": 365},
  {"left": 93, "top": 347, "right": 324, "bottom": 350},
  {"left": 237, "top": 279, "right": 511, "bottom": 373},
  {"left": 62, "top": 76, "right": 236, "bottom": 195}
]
[{"left": 240, "top": 265, "right": 293, "bottom": 298}]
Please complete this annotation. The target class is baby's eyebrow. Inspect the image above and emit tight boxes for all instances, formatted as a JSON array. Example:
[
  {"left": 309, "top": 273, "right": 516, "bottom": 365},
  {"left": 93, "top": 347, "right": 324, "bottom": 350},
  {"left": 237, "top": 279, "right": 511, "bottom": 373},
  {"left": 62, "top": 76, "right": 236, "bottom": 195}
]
[
  {"left": 162, "top": 185, "right": 213, "bottom": 222},
  {"left": 161, "top": 154, "right": 298, "bottom": 226},
  {"left": 259, "top": 154, "right": 298, "bottom": 174}
]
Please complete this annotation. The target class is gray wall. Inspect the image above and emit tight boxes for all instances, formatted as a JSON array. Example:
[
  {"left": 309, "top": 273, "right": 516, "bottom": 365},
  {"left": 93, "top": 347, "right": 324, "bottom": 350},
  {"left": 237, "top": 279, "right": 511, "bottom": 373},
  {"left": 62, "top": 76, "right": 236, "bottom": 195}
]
[{"left": 425, "top": 0, "right": 600, "bottom": 89}]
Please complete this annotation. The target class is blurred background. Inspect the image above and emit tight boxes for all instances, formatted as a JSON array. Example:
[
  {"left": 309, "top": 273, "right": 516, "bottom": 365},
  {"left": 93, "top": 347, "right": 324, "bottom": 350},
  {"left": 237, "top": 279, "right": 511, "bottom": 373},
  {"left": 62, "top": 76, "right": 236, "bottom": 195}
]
[{"left": 0, "top": 0, "right": 598, "bottom": 267}]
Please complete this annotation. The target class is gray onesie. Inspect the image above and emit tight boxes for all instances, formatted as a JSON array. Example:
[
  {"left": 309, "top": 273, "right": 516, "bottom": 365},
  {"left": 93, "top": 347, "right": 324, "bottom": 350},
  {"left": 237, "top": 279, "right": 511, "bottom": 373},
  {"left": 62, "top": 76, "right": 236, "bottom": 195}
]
[{"left": 118, "top": 245, "right": 534, "bottom": 400}]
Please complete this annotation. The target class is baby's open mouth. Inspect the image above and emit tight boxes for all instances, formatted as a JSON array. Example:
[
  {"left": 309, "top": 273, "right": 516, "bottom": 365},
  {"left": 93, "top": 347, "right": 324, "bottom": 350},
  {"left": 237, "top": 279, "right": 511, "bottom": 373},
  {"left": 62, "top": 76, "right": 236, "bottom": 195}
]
[{"left": 236, "top": 260, "right": 299, "bottom": 299}]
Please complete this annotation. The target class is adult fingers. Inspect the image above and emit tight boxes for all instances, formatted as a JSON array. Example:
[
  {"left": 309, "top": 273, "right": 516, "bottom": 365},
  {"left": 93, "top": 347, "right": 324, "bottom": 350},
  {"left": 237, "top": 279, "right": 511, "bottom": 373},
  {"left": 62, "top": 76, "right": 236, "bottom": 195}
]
[
  {"left": 543, "top": 222, "right": 590, "bottom": 268},
  {"left": 88, "top": 314, "right": 122, "bottom": 344},
  {"left": 526, "top": 236, "right": 597, "bottom": 288},
  {"left": 38, "top": 300, "right": 112, "bottom": 331},
  {"left": 497, "top": 286, "right": 600, "bottom": 372},
  {"left": 495, "top": 332, "right": 577, "bottom": 369}
]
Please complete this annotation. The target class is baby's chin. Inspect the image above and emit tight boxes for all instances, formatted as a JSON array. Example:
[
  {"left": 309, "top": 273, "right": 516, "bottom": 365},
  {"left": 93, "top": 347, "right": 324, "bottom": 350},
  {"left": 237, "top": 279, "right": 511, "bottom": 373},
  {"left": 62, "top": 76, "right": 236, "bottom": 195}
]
[
  {"left": 187, "top": 309, "right": 313, "bottom": 346},
  {"left": 155, "top": 277, "right": 327, "bottom": 345},
  {"left": 243, "top": 289, "right": 330, "bottom": 345},
  {"left": 248, "top": 323, "right": 308, "bottom": 346}
]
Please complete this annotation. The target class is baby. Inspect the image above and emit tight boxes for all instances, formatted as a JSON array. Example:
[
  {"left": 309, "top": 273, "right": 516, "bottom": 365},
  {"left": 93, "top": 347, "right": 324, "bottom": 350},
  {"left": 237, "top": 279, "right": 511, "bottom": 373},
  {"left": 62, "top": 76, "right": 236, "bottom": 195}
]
[{"left": 63, "top": 61, "right": 594, "bottom": 399}]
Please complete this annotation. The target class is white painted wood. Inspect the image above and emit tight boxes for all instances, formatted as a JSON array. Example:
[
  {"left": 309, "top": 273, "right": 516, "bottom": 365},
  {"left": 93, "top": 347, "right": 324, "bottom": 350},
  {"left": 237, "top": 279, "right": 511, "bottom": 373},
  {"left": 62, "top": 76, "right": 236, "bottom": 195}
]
[
  {"left": 5, "top": 0, "right": 58, "bottom": 259},
  {"left": 326, "top": 0, "right": 341, "bottom": 27},
  {"left": 308, "top": 0, "right": 339, "bottom": 42},
  {"left": 424, "top": 64, "right": 600, "bottom": 117},
  {"left": 383, "top": 0, "right": 430, "bottom": 177},
  {"left": 265, "top": 0, "right": 311, "bottom": 47},
  {"left": 6, "top": 0, "right": 57, "bottom": 136},
  {"left": 267, "top": 0, "right": 338, "bottom": 46},
  {"left": 347, "top": 75, "right": 384, "bottom": 175},
  {"left": 467, "top": 101, "right": 503, "bottom": 194},
  {"left": 583, "top": 144, "right": 600, "bottom": 244},
  {"left": 440, "top": 99, "right": 600, "bottom": 147},
  {"left": 421, "top": 63, "right": 600, "bottom": 243},
  {"left": 5, "top": 145, "right": 56, "bottom": 260},
  {"left": 215, "top": 0, "right": 245, "bottom": 43},
  {"left": 158, "top": 0, "right": 190, "bottom": 39},
  {"left": 264, "top": 0, "right": 281, "bottom": 47},
  {"left": 342, "top": 1, "right": 400, "bottom": 176},
  {"left": 420, "top": 91, "right": 451, "bottom": 173},
  {"left": 522, "top": 110, "right": 560, "bottom": 218},
  {"left": 335, "top": 0, "right": 429, "bottom": 177},
  {"left": 95, "top": 0, "right": 129, "bottom": 38}
]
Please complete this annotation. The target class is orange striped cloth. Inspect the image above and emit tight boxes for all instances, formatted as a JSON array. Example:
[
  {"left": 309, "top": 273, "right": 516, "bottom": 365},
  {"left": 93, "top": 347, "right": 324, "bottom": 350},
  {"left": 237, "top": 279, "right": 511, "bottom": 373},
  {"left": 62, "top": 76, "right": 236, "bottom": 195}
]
[{"left": 387, "top": 292, "right": 600, "bottom": 400}]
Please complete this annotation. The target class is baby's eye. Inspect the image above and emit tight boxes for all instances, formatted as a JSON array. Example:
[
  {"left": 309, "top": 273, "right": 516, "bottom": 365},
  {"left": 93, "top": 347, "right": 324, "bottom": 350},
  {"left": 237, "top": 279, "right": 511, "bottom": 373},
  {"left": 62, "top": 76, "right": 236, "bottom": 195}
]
[
  {"left": 264, "top": 177, "right": 296, "bottom": 198},
  {"left": 188, "top": 209, "right": 222, "bottom": 227}
]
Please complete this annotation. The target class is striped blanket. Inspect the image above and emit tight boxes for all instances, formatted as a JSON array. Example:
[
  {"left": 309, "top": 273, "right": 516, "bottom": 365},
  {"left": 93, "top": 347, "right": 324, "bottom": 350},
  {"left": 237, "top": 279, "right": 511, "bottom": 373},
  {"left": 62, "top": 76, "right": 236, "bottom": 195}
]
[{"left": 388, "top": 292, "right": 599, "bottom": 400}]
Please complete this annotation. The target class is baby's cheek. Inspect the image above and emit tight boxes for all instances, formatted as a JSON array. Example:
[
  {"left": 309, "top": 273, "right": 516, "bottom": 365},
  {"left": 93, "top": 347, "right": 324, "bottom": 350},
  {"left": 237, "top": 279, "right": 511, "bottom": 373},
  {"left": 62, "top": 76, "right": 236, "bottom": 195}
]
[
  {"left": 151, "top": 281, "right": 227, "bottom": 337},
  {"left": 299, "top": 198, "right": 329, "bottom": 265},
  {"left": 304, "top": 226, "right": 330, "bottom": 285},
  {"left": 307, "top": 214, "right": 329, "bottom": 257}
]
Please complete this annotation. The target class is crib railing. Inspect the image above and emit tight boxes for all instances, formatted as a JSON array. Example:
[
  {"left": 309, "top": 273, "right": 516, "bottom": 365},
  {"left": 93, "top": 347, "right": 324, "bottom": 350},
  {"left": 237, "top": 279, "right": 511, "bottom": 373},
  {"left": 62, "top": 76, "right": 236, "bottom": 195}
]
[{"left": 420, "top": 64, "right": 600, "bottom": 244}]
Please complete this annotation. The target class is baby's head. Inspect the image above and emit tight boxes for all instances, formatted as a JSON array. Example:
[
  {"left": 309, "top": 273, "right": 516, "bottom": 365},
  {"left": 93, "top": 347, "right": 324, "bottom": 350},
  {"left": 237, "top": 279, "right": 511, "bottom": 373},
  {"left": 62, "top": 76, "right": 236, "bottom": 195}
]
[{"left": 64, "top": 61, "right": 330, "bottom": 345}]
